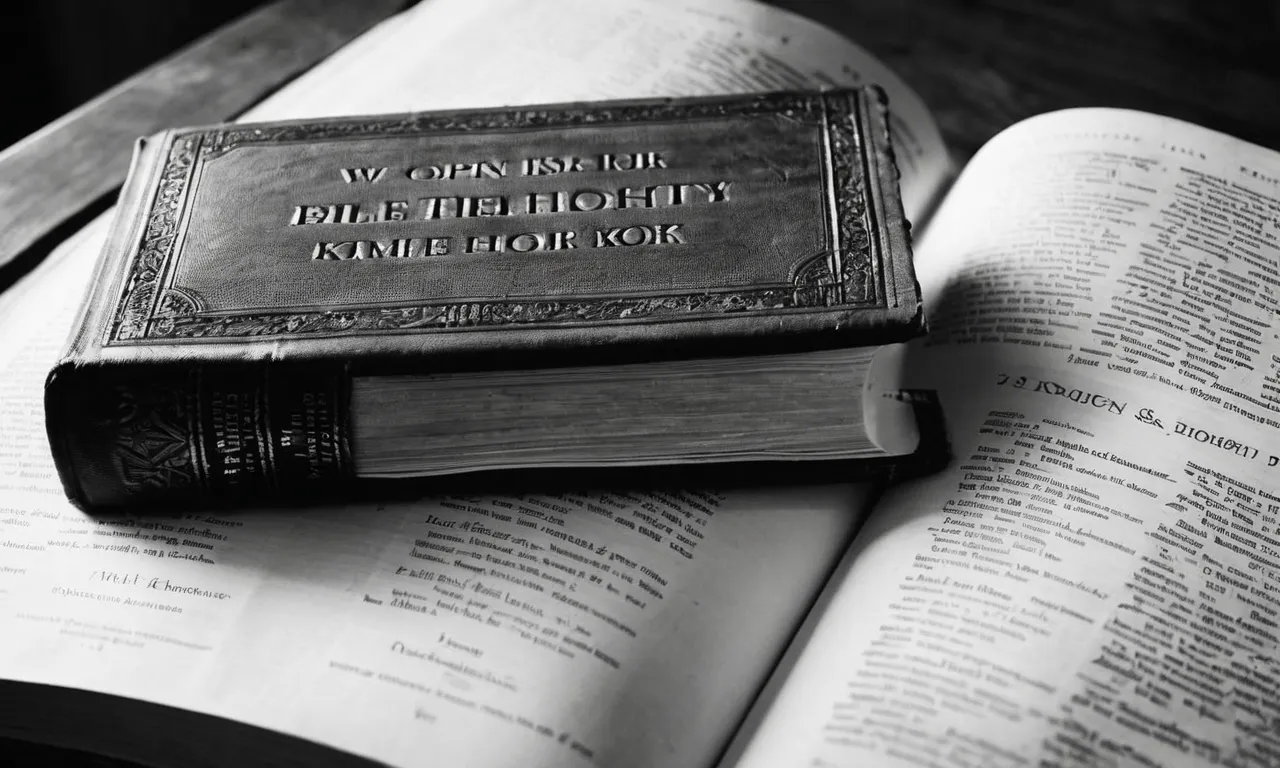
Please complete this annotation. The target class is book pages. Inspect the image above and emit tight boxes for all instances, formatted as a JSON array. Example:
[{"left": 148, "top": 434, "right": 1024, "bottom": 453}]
[
  {"left": 0, "top": 0, "right": 955, "bottom": 765},
  {"left": 728, "top": 110, "right": 1280, "bottom": 766},
  {"left": 0, "top": 210, "right": 867, "bottom": 768}
]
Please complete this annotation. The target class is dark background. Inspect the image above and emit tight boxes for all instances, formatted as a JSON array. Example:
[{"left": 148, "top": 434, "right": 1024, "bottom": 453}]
[
  {"left": 0, "top": 0, "right": 261, "bottom": 149},
  {"left": 3, "top": 0, "right": 1278, "bottom": 159}
]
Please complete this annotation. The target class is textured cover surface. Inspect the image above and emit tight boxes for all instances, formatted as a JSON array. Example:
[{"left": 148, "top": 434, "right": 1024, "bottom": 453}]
[{"left": 46, "top": 87, "right": 922, "bottom": 509}]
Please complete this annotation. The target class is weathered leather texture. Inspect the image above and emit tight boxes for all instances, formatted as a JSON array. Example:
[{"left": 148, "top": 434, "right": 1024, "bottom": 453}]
[
  {"left": 45, "top": 87, "right": 922, "bottom": 510},
  {"left": 46, "top": 364, "right": 350, "bottom": 509}
]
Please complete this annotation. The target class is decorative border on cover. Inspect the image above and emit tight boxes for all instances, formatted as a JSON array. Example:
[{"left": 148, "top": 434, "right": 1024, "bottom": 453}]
[{"left": 108, "top": 91, "right": 884, "bottom": 343}]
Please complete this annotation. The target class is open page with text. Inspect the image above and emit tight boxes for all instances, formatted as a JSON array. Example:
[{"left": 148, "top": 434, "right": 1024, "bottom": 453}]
[
  {"left": 0, "top": 213, "right": 868, "bottom": 768},
  {"left": 0, "top": 1, "right": 959, "bottom": 765},
  {"left": 728, "top": 109, "right": 1280, "bottom": 767}
]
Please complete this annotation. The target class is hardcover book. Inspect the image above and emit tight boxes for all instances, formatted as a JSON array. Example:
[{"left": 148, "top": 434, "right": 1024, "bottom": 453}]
[
  {"left": 4, "top": 0, "right": 1280, "bottom": 767},
  {"left": 45, "top": 87, "right": 925, "bottom": 510}
]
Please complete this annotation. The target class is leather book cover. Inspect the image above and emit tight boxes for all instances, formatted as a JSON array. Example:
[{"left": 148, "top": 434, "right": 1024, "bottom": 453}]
[{"left": 46, "top": 87, "right": 923, "bottom": 509}]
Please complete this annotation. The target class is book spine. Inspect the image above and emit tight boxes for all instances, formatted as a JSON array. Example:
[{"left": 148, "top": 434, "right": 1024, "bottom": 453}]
[{"left": 44, "top": 363, "right": 352, "bottom": 510}]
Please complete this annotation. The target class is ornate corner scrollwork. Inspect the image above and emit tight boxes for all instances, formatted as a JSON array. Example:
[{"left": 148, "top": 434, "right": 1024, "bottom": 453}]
[
  {"left": 789, "top": 252, "right": 840, "bottom": 307},
  {"left": 111, "top": 134, "right": 202, "bottom": 341},
  {"left": 151, "top": 288, "right": 207, "bottom": 337},
  {"left": 156, "top": 287, "right": 205, "bottom": 317}
]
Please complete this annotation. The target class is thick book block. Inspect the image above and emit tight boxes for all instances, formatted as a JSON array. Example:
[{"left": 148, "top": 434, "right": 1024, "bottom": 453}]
[{"left": 45, "top": 87, "right": 923, "bottom": 509}]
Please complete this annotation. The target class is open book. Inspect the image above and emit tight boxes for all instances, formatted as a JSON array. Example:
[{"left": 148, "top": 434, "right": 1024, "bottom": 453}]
[{"left": 2, "top": 1, "right": 1278, "bottom": 766}]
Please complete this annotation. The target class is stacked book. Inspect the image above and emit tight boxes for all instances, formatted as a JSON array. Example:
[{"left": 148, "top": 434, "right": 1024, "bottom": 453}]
[
  {"left": 11, "top": 0, "right": 1273, "bottom": 766},
  {"left": 45, "top": 86, "right": 930, "bottom": 510}
]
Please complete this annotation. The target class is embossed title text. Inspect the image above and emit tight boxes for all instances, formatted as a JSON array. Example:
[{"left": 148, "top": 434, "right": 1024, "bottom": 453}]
[{"left": 287, "top": 150, "right": 733, "bottom": 260}]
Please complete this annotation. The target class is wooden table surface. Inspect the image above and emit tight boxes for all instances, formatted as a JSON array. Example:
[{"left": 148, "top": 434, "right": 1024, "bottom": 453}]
[
  {"left": 775, "top": 0, "right": 1280, "bottom": 160},
  {"left": 3, "top": 0, "right": 1278, "bottom": 765}
]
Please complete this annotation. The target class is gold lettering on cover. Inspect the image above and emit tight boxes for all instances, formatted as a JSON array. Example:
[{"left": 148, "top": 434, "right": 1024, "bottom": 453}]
[
  {"left": 519, "top": 183, "right": 724, "bottom": 215},
  {"left": 311, "top": 238, "right": 450, "bottom": 260},
  {"left": 295, "top": 154, "right": 735, "bottom": 261},
  {"left": 521, "top": 156, "right": 587, "bottom": 176},
  {"left": 598, "top": 151, "right": 668, "bottom": 171},
  {"left": 691, "top": 181, "right": 731, "bottom": 203},
  {"left": 570, "top": 190, "right": 608, "bottom": 212},
  {"left": 525, "top": 191, "right": 565, "bottom": 215},
  {"left": 419, "top": 196, "right": 511, "bottom": 219},
  {"left": 378, "top": 200, "right": 409, "bottom": 222},
  {"left": 517, "top": 151, "right": 667, "bottom": 175},
  {"left": 466, "top": 231, "right": 577, "bottom": 254},
  {"left": 291, "top": 204, "right": 342, "bottom": 225},
  {"left": 407, "top": 160, "right": 507, "bottom": 180},
  {"left": 339, "top": 167, "right": 388, "bottom": 183},
  {"left": 619, "top": 186, "right": 657, "bottom": 209},
  {"left": 290, "top": 202, "right": 410, "bottom": 225},
  {"left": 595, "top": 224, "right": 684, "bottom": 248}
]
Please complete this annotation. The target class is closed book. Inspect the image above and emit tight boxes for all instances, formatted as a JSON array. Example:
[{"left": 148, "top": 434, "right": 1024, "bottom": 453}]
[{"left": 44, "top": 87, "right": 925, "bottom": 510}]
